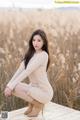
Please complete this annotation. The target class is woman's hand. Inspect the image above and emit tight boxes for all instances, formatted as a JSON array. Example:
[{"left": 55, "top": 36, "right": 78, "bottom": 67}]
[{"left": 4, "top": 87, "right": 12, "bottom": 97}]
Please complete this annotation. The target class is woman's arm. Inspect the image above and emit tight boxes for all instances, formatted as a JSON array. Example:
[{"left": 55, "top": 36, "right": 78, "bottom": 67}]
[
  {"left": 6, "top": 60, "right": 25, "bottom": 90},
  {"left": 10, "top": 61, "right": 24, "bottom": 79},
  {"left": 7, "top": 52, "right": 48, "bottom": 90}
]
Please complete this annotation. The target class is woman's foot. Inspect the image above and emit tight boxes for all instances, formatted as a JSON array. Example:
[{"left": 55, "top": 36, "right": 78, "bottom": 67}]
[
  {"left": 27, "top": 100, "right": 44, "bottom": 117},
  {"left": 24, "top": 103, "right": 33, "bottom": 115}
]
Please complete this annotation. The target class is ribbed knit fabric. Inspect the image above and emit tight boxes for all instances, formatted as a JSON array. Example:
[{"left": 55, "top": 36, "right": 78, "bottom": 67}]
[{"left": 7, "top": 51, "right": 53, "bottom": 103}]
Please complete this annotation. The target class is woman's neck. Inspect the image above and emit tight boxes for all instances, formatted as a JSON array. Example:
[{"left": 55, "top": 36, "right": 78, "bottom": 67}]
[{"left": 36, "top": 50, "right": 42, "bottom": 53}]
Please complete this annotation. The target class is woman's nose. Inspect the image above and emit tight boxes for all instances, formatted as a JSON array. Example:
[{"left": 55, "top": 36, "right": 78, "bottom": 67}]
[{"left": 34, "top": 41, "right": 38, "bottom": 45}]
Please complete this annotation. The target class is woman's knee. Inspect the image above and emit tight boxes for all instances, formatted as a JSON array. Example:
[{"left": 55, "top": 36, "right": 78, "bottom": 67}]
[{"left": 12, "top": 83, "right": 21, "bottom": 95}]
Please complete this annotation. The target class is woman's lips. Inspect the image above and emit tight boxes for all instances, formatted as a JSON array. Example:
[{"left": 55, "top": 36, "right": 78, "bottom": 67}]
[{"left": 34, "top": 46, "right": 38, "bottom": 48}]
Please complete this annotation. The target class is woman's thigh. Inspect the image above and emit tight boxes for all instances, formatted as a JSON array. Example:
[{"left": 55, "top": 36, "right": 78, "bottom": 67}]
[{"left": 12, "top": 82, "right": 33, "bottom": 102}]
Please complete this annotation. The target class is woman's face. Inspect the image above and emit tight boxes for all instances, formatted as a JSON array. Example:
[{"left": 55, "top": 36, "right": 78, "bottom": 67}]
[{"left": 32, "top": 35, "right": 44, "bottom": 52}]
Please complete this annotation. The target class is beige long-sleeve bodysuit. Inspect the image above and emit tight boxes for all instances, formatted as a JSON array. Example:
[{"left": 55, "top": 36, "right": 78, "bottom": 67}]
[{"left": 7, "top": 51, "right": 53, "bottom": 104}]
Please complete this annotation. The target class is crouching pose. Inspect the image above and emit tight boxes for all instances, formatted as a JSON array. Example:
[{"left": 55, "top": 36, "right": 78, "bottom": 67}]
[{"left": 4, "top": 29, "right": 53, "bottom": 117}]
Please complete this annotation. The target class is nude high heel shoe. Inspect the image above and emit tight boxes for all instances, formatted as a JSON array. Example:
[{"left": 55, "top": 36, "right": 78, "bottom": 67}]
[
  {"left": 27, "top": 100, "right": 44, "bottom": 117},
  {"left": 24, "top": 103, "right": 33, "bottom": 115}
]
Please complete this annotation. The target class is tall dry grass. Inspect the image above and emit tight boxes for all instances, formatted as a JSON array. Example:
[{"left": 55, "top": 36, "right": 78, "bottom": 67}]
[{"left": 0, "top": 8, "right": 80, "bottom": 111}]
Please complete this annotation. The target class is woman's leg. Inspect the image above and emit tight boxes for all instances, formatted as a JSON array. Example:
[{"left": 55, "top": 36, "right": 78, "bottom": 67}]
[
  {"left": 27, "top": 99, "right": 44, "bottom": 117},
  {"left": 12, "top": 82, "right": 34, "bottom": 115},
  {"left": 12, "top": 82, "right": 33, "bottom": 102},
  {"left": 12, "top": 82, "right": 44, "bottom": 117}
]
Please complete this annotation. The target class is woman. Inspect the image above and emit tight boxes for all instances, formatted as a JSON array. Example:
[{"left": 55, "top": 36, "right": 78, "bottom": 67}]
[{"left": 4, "top": 29, "right": 53, "bottom": 117}]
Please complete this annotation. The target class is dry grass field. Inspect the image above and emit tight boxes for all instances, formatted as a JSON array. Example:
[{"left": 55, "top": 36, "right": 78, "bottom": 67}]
[{"left": 0, "top": 8, "right": 80, "bottom": 111}]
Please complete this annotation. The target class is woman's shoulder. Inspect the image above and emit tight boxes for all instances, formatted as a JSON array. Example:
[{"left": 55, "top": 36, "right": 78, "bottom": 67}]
[
  {"left": 41, "top": 51, "right": 48, "bottom": 56},
  {"left": 34, "top": 50, "right": 48, "bottom": 60},
  {"left": 39, "top": 51, "right": 48, "bottom": 60}
]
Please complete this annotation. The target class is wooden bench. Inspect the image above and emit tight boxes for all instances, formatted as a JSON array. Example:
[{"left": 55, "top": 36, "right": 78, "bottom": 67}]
[{"left": 0, "top": 102, "right": 80, "bottom": 120}]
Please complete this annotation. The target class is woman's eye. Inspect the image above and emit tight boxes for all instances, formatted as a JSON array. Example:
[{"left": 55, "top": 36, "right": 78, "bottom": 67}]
[
  {"left": 33, "top": 39, "right": 41, "bottom": 42},
  {"left": 38, "top": 39, "right": 41, "bottom": 42},
  {"left": 33, "top": 39, "right": 35, "bottom": 41}
]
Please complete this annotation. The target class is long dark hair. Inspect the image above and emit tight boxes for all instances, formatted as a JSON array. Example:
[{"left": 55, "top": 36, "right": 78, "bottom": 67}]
[{"left": 24, "top": 29, "right": 50, "bottom": 70}]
